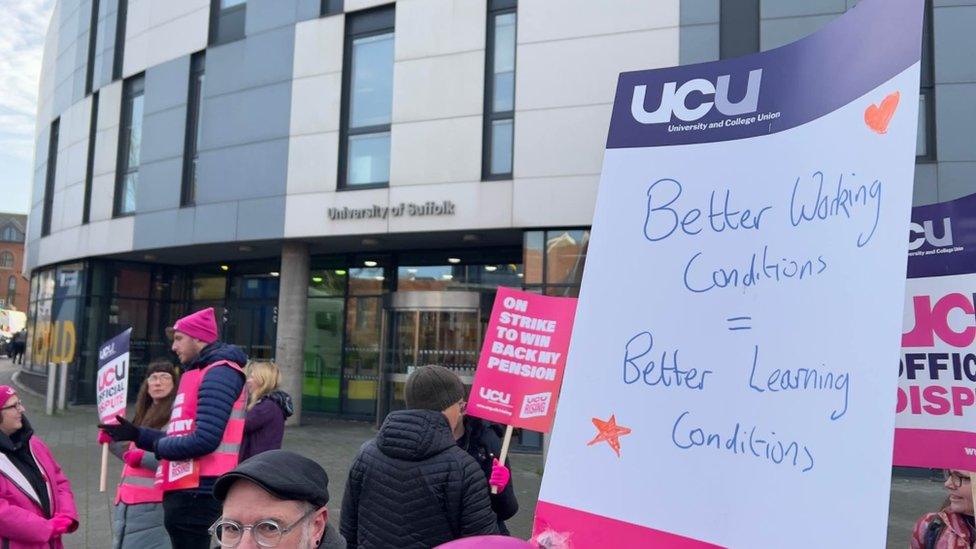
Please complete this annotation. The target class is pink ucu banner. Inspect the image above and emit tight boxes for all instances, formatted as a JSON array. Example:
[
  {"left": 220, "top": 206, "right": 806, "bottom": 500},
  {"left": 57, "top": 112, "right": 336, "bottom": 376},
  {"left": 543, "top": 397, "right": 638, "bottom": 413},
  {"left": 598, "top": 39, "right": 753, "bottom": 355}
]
[
  {"left": 895, "top": 193, "right": 976, "bottom": 469},
  {"left": 465, "top": 287, "right": 577, "bottom": 433}
]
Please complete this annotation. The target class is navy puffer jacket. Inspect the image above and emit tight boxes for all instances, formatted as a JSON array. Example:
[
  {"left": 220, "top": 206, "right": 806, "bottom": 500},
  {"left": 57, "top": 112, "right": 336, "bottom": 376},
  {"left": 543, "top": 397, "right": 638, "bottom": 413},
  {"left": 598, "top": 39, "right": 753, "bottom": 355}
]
[
  {"left": 340, "top": 410, "right": 499, "bottom": 548},
  {"left": 135, "top": 342, "right": 247, "bottom": 494}
]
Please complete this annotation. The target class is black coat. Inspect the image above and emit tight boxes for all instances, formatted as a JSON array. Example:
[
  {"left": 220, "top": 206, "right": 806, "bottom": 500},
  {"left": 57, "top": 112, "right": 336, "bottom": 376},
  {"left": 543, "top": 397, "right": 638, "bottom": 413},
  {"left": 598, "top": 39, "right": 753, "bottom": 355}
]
[
  {"left": 457, "top": 417, "right": 518, "bottom": 534},
  {"left": 340, "top": 410, "right": 499, "bottom": 548}
]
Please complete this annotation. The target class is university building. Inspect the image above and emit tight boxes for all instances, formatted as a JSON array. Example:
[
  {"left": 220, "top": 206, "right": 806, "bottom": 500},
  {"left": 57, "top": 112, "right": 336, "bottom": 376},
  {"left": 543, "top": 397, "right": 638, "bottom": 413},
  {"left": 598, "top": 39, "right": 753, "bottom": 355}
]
[{"left": 24, "top": 1, "right": 974, "bottom": 446}]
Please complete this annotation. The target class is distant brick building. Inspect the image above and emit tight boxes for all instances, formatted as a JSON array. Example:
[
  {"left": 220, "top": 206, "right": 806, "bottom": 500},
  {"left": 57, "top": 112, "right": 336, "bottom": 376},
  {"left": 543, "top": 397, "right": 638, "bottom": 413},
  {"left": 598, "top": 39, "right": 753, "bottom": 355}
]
[{"left": 0, "top": 213, "right": 28, "bottom": 311}]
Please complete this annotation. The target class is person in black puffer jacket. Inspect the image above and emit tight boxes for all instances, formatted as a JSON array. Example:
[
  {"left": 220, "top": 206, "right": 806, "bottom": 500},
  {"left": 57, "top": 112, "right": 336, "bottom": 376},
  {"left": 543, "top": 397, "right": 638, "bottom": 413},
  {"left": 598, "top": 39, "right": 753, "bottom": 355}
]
[
  {"left": 340, "top": 366, "right": 498, "bottom": 548},
  {"left": 455, "top": 416, "right": 518, "bottom": 534}
]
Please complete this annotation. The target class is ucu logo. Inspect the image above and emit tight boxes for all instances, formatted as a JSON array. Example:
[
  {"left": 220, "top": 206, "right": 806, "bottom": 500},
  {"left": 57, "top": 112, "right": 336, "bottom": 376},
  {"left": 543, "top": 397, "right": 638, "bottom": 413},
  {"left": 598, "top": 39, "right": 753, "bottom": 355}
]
[
  {"left": 99, "top": 343, "right": 115, "bottom": 360},
  {"left": 908, "top": 218, "right": 952, "bottom": 250},
  {"left": 631, "top": 69, "right": 763, "bottom": 124},
  {"left": 903, "top": 293, "right": 976, "bottom": 348},
  {"left": 479, "top": 387, "right": 512, "bottom": 406}
]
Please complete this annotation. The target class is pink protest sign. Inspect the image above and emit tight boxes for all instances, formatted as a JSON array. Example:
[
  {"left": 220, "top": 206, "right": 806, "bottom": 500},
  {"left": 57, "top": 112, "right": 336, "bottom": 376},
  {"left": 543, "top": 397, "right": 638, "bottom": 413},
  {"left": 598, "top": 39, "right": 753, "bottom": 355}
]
[{"left": 466, "top": 287, "right": 577, "bottom": 433}]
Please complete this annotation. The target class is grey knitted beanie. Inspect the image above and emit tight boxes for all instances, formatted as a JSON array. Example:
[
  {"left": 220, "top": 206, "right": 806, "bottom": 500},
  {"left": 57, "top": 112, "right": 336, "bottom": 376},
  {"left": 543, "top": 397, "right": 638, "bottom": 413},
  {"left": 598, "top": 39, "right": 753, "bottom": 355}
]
[{"left": 404, "top": 365, "right": 466, "bottom": 411}]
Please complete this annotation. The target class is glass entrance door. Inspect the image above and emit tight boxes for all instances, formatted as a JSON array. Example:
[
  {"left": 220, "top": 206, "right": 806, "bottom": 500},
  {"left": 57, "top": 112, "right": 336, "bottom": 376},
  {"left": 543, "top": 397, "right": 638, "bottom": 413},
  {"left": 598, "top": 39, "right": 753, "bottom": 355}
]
[{"left": 377, "top": 291, "right": 481, "bottom": 424}]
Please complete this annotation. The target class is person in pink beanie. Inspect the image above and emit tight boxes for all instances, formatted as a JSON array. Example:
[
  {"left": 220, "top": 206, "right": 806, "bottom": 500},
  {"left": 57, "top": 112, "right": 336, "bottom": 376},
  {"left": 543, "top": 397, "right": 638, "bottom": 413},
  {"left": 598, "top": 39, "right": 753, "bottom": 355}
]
[
  {"left": 0, "top": 385, "right": 79, "bottom": 548},
  {"left": 100, "top": 307, "right": 248, "bottom": 549}
]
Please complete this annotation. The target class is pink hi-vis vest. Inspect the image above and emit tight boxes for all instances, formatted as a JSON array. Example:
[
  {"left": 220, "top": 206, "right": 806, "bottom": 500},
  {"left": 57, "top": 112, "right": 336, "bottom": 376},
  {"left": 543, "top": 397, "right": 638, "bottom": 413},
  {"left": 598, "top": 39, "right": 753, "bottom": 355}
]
[
  {"left": 115, "top": 442, "right": 162, "bottom": 505},
  {"left": 156, "top": 360, "right": 246, "bottom": 492}
]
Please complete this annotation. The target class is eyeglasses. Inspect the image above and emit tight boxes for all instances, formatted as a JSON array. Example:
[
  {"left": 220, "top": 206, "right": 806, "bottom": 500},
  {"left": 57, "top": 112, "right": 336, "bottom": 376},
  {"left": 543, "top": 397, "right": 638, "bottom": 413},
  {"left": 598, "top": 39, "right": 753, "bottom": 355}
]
[
  {"left": 1, "top": 401, "right": 25, "bottom": 412},
  {"left": 147, "top": 373, "right": 173, "bottom": 383},
  {"left": 944, "top": 470, "right": 971, "bottom": 489},
  {"left": 209, "top": 507, "right": 318, "bottom": 548}
]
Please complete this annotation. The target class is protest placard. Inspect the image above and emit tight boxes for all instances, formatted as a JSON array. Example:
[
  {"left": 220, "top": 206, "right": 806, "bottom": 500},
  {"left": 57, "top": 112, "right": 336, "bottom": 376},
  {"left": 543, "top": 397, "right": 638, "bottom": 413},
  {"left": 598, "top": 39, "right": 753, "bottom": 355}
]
[
  {"left": 533, "top": 0, "right": 924, "bottom": 546},
  {"left": 896, "top": 191, "right": 976, "bottom": 470},
  {"left": 96, "top": 328, "right": 131, "bottom": 492},
  {"left": 467, "top": 287, "right": 577, "bottom": 434}
]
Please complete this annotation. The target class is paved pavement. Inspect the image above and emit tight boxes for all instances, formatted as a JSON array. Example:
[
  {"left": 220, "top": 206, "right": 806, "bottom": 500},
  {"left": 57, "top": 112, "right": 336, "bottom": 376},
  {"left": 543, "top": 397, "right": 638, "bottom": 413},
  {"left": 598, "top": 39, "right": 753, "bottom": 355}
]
[{"left": 0, "top": 358, "right": 946, "bottom": 547}]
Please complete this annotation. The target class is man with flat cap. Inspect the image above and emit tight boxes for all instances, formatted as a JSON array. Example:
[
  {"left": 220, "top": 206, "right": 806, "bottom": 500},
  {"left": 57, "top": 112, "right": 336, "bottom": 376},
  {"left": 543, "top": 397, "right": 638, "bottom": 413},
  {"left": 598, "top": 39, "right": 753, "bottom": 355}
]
[{"left": 212, "top": 450, "right": 345, "bottom": 549}]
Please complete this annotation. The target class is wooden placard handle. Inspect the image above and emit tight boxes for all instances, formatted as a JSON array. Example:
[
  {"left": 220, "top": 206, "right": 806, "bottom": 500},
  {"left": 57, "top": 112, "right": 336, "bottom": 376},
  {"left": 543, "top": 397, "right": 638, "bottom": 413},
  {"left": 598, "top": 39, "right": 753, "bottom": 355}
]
[
  {"left": 99, "top": 443, "right": 109, "bottom": 493},
  {"left": 491, "top": 425, "right": 514, "bottom": 495}
]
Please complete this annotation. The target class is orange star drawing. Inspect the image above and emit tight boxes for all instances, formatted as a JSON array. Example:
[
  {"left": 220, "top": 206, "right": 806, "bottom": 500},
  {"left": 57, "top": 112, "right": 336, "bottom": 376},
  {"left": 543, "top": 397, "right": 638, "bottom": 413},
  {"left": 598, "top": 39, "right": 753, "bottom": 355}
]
[{"left": 586, "top": 414, "right": 632, "bottom": 457}]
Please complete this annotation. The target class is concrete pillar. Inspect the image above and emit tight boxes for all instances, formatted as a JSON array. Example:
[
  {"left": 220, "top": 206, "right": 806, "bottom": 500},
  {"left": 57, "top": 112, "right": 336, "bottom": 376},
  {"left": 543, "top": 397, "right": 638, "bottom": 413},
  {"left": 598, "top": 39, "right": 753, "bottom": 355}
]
[{"left": 275, "top": 241, "right": 310, "bottom": 426}]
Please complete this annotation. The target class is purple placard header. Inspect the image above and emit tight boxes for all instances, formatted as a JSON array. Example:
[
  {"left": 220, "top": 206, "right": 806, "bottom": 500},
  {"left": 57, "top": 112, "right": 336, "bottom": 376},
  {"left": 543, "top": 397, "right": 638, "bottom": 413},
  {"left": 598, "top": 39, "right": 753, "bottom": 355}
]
[
  {"left": 607, "top": 0, "right": 923, "bottom": 149},
  {"left": 907, "top": 192, "right": 976, "bottom": 279}
]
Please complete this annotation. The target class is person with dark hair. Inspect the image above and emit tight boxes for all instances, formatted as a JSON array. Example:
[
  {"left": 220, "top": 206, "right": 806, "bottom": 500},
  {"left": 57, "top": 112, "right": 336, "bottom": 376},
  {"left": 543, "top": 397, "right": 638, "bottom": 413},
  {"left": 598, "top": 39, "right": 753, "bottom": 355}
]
[
  {"left": 101, "top": 308, "right": 248, "bottom": 549},
  {"left": 340, "top": 365, "right": 498, "bottom": 548},
  {"left": 454, "top": 414, "right": 518, "bottom": 534},
  {"left": 0, "top": 385, "right": 79, "bottom": 548},
  {"left": 911, "top": 469, "right": 976, "bottom": 548},
  {"left": 101, "top": 361, "right": 179, "bottom": 549},
  {"left": 11, "top": 330, "right": 26, "bottom": 365}
]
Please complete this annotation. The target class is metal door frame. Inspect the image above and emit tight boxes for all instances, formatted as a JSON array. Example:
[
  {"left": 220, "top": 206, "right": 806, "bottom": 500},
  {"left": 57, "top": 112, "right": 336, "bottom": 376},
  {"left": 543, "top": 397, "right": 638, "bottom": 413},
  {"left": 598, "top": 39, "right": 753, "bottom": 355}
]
[{"left": 375, "top": 291, "right": 481, "bottom": 426}]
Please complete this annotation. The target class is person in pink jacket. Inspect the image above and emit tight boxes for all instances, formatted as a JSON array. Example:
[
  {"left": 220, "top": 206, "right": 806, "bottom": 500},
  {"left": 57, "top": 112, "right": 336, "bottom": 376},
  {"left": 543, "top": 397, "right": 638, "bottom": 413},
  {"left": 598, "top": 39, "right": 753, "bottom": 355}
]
[{"left": 0, "top": 385, "right": 79, "bottom": 548}]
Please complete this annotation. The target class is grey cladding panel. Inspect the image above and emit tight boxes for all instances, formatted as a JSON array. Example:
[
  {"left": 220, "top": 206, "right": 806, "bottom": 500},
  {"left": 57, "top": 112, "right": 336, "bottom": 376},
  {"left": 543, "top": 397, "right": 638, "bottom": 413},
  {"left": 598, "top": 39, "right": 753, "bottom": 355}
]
[
  {"left": 204, "top": 26, "right": 296, "bottom": 97},
  {"left": 246, "top": 0, "right": 301, "bottom": 35},
  {"left": 236, "top": 196, "right": 286, "bottom": 241},
  {"left": 195, "top": 138, "right": 289, "bottom": 204},
  {"left": 145, "top": 56, "right": 192, "bottom": 114}
]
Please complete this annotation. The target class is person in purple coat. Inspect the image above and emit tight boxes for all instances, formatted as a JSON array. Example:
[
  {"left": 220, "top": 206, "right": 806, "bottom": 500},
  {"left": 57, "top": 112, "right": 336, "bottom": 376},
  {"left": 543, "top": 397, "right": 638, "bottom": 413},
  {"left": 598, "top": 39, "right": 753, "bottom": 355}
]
[{"left": 240, "top": 361, "right": 293, "bottom": 462}]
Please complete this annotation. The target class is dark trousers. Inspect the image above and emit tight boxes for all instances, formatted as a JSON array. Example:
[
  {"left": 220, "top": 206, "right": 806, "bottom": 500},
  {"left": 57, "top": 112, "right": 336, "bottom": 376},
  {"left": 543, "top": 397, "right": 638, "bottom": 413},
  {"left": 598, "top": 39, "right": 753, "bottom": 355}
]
[{"left": 163, "top": 490, "right": 222, "bottom": 549}]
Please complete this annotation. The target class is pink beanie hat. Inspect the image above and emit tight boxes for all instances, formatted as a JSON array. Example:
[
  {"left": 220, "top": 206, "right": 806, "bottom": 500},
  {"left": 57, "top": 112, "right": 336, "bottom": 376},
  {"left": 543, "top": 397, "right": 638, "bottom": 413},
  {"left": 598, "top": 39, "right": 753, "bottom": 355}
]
[
  {"left": 168, "top": 307, "right": 219, "bottom": 344},
  {"left": 0, "top": 386, "right": 16, "bottom": 408}
]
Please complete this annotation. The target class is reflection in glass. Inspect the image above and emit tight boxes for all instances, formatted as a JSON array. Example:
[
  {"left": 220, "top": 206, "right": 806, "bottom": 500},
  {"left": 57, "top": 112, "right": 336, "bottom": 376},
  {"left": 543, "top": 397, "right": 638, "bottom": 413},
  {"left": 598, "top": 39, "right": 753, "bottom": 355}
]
[
  {"left": 492, "top": 13, "right": 516, "bottom": 113},
  {"left": 490, "top": 119, "right": 513, "bottom": 175},
  {"left": 523, "top": 231, "right": 544, "bottom": 284},
  {"left": 916, "top": 94, "right": 927, "bottom": 157},
  {"left": 119, "top": 173, "right": 138, "bottom": 215},
  {"left": 128, "top": 95, "right": 143, "bottom": 167},
  {"left": 304, "top": 297, "right": 344, "bottom": 413},
  {"left": 347, "top": 132, "right": 390, "bottom": 186},
  {"left": 546, "top": 230, "right": 589, "bottom": 285},
  {"left": 350, "top": 33, "right": 394, "bottom": 129}
]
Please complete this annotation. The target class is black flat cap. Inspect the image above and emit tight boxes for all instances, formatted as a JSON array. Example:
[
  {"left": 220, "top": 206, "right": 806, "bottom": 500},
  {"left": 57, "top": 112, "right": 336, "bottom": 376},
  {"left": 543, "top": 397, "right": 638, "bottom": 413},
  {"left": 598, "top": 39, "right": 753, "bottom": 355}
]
[{"left": 213, "top": 450, "right": 329, "bottom": 507}]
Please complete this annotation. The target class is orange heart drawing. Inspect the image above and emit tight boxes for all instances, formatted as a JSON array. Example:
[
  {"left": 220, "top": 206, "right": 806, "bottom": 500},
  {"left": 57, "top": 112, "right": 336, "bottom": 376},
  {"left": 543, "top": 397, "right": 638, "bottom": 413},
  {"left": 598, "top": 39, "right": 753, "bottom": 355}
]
[{"left": 864, "top": 91, "right": 900, "bottom": 134}]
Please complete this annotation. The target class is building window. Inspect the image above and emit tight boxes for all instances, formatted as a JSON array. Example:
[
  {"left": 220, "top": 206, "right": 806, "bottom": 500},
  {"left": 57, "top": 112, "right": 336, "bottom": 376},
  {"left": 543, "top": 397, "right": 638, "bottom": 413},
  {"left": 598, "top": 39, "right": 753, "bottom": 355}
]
[
  {"left": 338, "top": 6, "right": 395, "bottom": 189},
  {"left": 85, "top": 0, "right": 100, "bottom": 94},
  {"left": 0, "top": 226, "right": 21, "bottom": 242},
  {"left": 0, "top": 253, "right": 13, "bottom": 269},
  {"left": 719, "top": 0, "right": 759, "bottom": 59},
  {"left": 6, "top": 275, "right": 15, "bottom": 305},
  {"left": 83, "top": 92, "right": 99, "bottom": 224},
  {"left": 321, "top": 0, "right": 343, "bottom": 16},
  {"left": 483, "top": 0, "right": 516, "bottom": 180},
  {"left": 112, "top": 0, "right": 127, "bottom": 81},
  {"left": 522, "top": 229, "right": 589, "bottom": 297},
  {"left": 115, "top": 74, "right": 144, "bottom": 217},
  {"left": 210, "top": 0, "right": 247, "bottom": 46},
  {"left": 182, "top": 52, "right": 206, "bottom": 207},
  {"left": 42, "top": 118, "right": 60, "bottom": 237},
  {"left": 917, "top": 0, "right": 935, "bottom": 160}
]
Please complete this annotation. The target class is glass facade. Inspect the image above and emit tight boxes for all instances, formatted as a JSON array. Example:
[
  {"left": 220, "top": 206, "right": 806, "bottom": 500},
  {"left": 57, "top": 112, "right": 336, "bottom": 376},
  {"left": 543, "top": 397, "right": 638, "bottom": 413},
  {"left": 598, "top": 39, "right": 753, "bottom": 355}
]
[
  {"left": 24, "top": 259, "right": 279, "bottom": 404},
  {"left": 24, "top": 236, "right": 588, "bottom": 448}
]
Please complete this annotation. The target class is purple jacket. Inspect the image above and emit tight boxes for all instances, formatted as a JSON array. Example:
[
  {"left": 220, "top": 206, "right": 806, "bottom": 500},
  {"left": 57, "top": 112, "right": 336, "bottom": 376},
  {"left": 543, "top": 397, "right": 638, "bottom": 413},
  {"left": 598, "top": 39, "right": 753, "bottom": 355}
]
[
  {"left": 0, "top": 435, "right": 79, "bottom": 548},
  {"left": 239, "top": 391, "right": 292, "bottom": 462}
]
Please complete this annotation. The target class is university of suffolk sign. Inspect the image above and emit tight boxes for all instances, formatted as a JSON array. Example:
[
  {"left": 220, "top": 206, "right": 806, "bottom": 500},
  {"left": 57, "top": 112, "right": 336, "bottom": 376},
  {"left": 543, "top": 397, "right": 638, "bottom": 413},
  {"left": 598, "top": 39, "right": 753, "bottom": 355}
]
[{"left": 327, "top": 200, "right": 456, "bottom": 220}]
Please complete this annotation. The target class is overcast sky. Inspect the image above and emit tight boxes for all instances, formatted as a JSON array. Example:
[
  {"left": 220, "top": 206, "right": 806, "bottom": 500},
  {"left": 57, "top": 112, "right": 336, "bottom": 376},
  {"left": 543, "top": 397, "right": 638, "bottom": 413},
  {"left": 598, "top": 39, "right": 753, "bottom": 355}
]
[{"left": 0, "top": 0, "right": 54, "bottom": 215}]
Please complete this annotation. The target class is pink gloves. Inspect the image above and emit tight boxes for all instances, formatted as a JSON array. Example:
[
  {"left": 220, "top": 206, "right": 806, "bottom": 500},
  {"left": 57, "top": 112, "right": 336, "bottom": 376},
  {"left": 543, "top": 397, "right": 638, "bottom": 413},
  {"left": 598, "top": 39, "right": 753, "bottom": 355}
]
[
  {"left": 123, "top": 449, "right": 145, "bottom": 468},
  {"left": 49, "top": 514, "right": 74, "bottom": 536},
  {"left": 489, "top": 458, "right": 510, "bottom": 492},
  {"left": 97, "top": 430, "right": 112, "bottom": 444}
]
